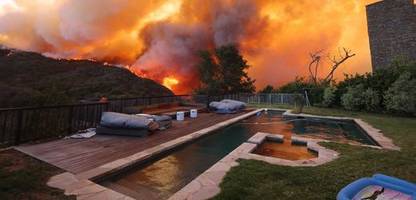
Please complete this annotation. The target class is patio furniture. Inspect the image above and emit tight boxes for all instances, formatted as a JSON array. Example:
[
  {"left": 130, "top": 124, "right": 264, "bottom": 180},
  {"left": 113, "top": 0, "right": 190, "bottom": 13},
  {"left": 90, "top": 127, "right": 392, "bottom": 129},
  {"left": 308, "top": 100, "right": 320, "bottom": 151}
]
[
  {"left": 337, "top": 174, "right": 416, "bottom": 200},
  {"left": 136, "top": 114, "right": 172, "bottom": 130},
  {"left": 190, "top": 109, "right": 198, "bottom": 118},
  {"left": 96, "top": 126, "right": 151, "bottom": 137},
  {"left": 176, "top": 111, "right": 185, "bottom": 121},
  {"left": 209, "top": 99, "right": 246, "bottom": 114},
  {"left": 96, "top": 112, "right": 159, "bottom": 137}
]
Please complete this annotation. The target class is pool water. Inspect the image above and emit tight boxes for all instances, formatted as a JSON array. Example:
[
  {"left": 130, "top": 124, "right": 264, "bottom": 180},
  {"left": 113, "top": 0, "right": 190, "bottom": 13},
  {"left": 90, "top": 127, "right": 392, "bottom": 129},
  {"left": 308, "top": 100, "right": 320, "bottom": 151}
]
[
  {"left": 253, "top": 139, "right": 318, "bottom": 161},
  {"left": 100, "top": 110, "right": 377, "bottom": 200}
]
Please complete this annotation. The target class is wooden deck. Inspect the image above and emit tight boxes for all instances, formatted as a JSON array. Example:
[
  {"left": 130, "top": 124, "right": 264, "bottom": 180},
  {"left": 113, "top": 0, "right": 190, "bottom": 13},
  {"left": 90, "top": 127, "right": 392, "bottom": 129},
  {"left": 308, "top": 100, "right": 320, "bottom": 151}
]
[{"left": 16, "top": 111, "right": 251, "bottom": 174}]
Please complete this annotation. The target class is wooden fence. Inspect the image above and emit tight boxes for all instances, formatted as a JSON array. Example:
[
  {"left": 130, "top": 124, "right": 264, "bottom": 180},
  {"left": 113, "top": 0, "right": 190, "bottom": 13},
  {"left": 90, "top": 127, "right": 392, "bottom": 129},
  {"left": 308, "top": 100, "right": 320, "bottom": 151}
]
[
  {"left": 0, "top": 95, "right": 201, "bottom": 146},
  {"left": 0, "top": 93, "right": 299, "bottom": 146}
]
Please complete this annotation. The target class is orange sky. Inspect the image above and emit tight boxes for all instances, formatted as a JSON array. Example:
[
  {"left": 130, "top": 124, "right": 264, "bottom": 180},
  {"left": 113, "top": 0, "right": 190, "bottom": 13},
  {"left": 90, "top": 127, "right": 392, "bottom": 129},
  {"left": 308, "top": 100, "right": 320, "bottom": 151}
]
[{"left": 0, "top": 0, "right": 381, "bottom": 93}]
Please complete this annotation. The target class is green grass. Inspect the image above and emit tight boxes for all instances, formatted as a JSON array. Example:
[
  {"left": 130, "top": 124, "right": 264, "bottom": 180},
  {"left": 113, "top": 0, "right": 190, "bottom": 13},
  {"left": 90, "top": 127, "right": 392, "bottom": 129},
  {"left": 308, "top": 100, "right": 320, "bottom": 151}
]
[
  {"left": 213, "top": 105, "right": 416, "bottom": 200},
  {"left": 0, "top": 149, "right": 75, "bottom": 200}
]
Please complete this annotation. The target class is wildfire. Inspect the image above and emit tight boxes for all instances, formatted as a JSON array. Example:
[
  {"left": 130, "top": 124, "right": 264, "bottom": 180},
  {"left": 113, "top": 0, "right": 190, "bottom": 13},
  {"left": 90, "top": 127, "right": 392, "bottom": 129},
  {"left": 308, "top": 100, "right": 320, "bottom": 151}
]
[
  {"left": 163, "top": 77, "right": 179, "bottom": 91},
  {"left": 0, "top": 0, "right": 379, "bottom": 92}
]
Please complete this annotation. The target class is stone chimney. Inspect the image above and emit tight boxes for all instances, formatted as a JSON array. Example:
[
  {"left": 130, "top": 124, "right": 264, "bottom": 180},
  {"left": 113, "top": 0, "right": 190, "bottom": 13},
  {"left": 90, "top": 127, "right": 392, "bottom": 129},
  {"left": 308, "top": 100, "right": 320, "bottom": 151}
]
[{"left": 366, "top": 0, "right": 416, "bottom": 71}]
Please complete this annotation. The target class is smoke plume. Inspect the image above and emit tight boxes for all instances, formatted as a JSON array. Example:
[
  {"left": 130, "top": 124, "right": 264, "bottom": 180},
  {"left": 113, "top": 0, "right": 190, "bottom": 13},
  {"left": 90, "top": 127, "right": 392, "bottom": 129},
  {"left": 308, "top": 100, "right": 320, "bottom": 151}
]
[{"left": 0, "top": 0, "right": 376, "bottom": 93}]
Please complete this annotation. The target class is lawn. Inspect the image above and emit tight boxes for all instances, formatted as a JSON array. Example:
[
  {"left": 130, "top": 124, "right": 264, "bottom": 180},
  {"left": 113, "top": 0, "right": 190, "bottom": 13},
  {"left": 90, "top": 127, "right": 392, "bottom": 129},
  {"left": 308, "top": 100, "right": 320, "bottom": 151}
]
[
  {"left": 213, "top": 105, "right": 416, "bottom": 200},
  {"left": 0, "top": 149, "right": 74, "bottom": 200}
]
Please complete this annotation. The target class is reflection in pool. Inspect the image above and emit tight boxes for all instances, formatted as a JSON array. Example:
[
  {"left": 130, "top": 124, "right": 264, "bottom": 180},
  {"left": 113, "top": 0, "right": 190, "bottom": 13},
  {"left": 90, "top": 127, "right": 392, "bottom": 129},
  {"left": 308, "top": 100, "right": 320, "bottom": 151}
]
[
  {"left": 100, "top": 110, "right": 377, "bottom": 200},
  {"left": 253, "top": 139, "right": 318, "bottom": 161}
]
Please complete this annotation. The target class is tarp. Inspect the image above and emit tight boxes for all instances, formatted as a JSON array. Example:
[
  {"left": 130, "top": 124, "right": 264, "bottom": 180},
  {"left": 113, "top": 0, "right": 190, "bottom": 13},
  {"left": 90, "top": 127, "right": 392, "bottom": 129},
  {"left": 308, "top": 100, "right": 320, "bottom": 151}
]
[
  {"left": 67, "top": 128, "right": 96, "bottom": 139},
  {"left": 209, "top": 99, "right": 246, "bottom": 113}
]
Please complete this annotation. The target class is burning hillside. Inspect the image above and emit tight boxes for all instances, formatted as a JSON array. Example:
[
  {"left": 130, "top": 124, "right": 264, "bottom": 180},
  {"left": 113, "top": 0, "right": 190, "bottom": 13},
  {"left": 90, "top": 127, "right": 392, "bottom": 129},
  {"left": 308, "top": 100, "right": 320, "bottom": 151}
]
[
  {"left": 0, "top": 0, "right": 377, "bottom": 93},
  {"left": 0, "top": 48, "right": 173, "bottom": 107}
]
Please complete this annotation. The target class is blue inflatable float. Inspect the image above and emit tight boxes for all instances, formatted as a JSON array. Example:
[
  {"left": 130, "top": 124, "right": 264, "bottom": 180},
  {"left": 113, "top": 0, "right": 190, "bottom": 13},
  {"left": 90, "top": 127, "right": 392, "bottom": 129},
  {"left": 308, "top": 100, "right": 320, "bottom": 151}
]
[{"left": 337, "top": 174, "right": 416, "bottom": 200}]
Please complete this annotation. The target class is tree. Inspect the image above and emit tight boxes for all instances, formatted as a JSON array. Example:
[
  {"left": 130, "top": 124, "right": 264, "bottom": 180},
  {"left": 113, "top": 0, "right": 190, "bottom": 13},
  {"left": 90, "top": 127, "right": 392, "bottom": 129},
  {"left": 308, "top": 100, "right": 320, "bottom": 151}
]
[
  {"left": 307, "top": 48, "right": 356, "bottom": 85},
  {"left": 308, "top": 50, "right": 323, "bottom": 85},
  {"left": 384, "top": 72, "right": 416, "bottom": 115},
  {"left": 194, "top": 51, "right": 222, "bottom": 95},
  {"left": 195, "top": 44, "right": 255, "bottom": 95},
  {"left": 259, "top": 85, "right": 274, "bottom": 93}
]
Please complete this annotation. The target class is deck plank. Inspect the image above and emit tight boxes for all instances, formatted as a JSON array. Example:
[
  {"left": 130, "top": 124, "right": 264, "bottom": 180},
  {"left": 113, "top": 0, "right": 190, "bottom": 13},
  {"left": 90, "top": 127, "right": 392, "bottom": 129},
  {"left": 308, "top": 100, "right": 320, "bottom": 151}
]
[{"left": 16, "top": 111, "right": 251, "bottom": 174}]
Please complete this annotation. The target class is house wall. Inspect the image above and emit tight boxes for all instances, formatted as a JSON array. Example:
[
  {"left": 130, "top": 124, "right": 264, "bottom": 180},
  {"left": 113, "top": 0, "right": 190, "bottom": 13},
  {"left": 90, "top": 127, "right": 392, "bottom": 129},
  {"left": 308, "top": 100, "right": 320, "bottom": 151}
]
[{"left": 366, "top": 0, "right": 416, "bottom": 70}]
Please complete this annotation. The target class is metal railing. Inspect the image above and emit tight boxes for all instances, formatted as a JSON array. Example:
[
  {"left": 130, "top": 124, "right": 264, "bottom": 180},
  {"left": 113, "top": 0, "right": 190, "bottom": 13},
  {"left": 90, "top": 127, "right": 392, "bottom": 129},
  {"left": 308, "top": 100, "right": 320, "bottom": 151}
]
[
  {"left": 0, "top": 95, "right": 202, "bottom": 146},
  {"left": 0, "top": 103, "right": 108, "bottom": 146},
  {"left": 0, "top": 93, "right": 299, "bottom": 146},
  {"left": 245, "top": 93, "right": 304, "bottom": 105}
]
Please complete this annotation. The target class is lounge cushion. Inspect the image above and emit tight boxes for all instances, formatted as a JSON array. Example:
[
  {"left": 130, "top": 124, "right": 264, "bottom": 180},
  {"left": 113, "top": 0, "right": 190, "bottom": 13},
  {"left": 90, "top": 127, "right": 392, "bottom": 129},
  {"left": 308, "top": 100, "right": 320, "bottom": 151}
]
[
  {"left": 101, "top": 112, "right": 158, "bottom": 130},
  {"left": 96, "top": 125, "right": 150, "bottom": 137},
  {"left": 209, "top": 99, "right": 246, "bottom": 113},
  {"left": 136, "top": 114, "right": 172, "bottom": 130},
  {"left": 100, "top": 112, "right": 159, "bottom": 131}
]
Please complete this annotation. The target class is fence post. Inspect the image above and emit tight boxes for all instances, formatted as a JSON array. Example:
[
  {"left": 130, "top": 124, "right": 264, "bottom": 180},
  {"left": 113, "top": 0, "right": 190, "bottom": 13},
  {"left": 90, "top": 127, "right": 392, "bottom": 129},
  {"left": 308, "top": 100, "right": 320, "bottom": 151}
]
[
  {"left": 1, "top": 111, "right": 7, "bottom": 143},
  {"left": 67, "top": 106, "right": 74, "bottom": 135},
  {"left": 206, "top": 95, "right": 211, "bottom": 109},
  {"left": 14, "top": 110, "right": 23, "bottom": 145}
]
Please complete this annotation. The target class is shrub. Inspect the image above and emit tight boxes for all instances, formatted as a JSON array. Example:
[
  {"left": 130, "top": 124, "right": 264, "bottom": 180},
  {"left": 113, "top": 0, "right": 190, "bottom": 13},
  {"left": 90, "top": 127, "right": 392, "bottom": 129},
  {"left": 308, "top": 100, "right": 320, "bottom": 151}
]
[
  {"left": 384, "top": 72, "right": 416, "bottom": 115},
  {"left": 277, "top": 77, "right": 327, "bottom": 106},
  {"left": 335, "top": 60, "right": 416, "bottom": 108},
  {"left": 341, "top": 84, "right": 366, "bottom": 111},
  {"left": 322, "top": 86, "right": 337, "bottom": 107},
  {"left": 293, "top": 94, "right": 305, "bottom": 113},
  {"left": 362, "top": 88, "right": 381, "bottom": 111}
]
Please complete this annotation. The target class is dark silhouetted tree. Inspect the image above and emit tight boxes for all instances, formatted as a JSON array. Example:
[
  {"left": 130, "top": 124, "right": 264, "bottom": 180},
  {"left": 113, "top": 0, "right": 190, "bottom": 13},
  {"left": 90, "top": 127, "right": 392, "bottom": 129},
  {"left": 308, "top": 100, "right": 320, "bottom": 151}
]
[
  {"left": 195, "top": 44, "right": 255, "bottom": 95},
  {"left": 259, "top": 85, "right": 274, "bottom": 93}
]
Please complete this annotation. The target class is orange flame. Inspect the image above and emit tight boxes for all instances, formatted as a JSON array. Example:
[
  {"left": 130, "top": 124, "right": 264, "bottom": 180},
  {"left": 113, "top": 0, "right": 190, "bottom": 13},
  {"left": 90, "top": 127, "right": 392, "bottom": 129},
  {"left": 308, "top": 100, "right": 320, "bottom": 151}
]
[
  {"left": 163, "top": 77, "right": 179, "bottom": 91},
  {"left": 0, "top": 0, "right": 381, "bottom": 92}
]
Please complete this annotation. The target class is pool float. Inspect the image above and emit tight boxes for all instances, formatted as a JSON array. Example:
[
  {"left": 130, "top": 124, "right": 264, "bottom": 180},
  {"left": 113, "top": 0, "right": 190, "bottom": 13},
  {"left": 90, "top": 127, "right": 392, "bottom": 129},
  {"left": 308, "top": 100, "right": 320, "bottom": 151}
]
[{"left": 337, "top": 174, "right": 416, "bottom": 200}]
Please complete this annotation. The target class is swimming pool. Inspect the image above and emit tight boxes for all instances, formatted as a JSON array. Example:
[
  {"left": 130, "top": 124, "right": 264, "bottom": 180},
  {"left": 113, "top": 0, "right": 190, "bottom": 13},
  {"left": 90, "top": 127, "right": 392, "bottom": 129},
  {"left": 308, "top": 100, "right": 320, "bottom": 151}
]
[{"left": 99, "top": 110, "right": 377, "bottom": 200}]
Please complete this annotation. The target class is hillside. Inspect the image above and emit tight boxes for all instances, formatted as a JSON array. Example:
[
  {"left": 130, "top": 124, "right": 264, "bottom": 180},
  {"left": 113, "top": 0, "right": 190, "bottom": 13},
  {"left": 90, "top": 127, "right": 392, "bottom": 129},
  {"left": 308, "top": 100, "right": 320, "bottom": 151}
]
[{"left": 0, "top": 48, "right": 173, "bottom": 108}]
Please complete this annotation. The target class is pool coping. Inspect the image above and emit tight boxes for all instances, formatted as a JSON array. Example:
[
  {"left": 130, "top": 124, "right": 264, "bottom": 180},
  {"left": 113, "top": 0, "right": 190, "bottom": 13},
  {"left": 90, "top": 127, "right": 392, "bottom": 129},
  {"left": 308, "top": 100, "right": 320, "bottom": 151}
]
[
  {"left": 46, "top": 109, "right": 263, "bottom": 200},
  {"left": 45, "top": 108, "right": 400, "bottom": 200},
  {"left": 169, "top": 132, "right": 340, "bottom": 200},
  {"left": 280, "top": 109, "right": 400, "bottom": 151},
  {"left": 168, "top": 108, "right": 400, "bottom": 200},
  {"left": 244, "top": 133, "right": 339, "bottom": 167}
]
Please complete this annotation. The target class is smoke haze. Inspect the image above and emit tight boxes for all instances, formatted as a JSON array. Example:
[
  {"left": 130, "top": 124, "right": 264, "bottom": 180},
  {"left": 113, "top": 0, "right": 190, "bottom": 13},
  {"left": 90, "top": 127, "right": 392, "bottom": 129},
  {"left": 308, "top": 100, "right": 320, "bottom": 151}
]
[{"left": 0, "top": 0, "right": 375, "bottom": 93}]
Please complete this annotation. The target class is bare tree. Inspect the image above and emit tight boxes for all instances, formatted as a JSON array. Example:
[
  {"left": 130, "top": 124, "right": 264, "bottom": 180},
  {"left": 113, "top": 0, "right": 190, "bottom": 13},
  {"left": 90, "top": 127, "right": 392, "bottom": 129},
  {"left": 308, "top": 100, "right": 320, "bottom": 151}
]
[
  {"left": 308, "top": 50, "right": 323, "bottom": 84},
  {"left": 307, "top": 47, "right": 356, "bottom": 85}
]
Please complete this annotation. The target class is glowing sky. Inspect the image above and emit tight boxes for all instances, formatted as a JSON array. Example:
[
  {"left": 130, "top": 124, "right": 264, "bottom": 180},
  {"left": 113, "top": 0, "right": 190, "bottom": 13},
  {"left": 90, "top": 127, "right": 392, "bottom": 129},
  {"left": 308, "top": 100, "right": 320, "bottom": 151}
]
[{"left": 0, "top": 0, "right": 380, "bottom": 93}]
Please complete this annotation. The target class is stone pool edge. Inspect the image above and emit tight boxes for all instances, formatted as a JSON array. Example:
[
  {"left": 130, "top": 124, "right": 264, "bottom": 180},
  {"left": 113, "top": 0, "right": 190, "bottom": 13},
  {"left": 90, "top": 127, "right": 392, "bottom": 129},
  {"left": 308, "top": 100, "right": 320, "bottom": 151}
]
[
  {"left": 46, "top": 107, "right": 400, "bottom": 200},
  {"left": 281, "top": 109, "right": 400, "bottom": 151},
  {"left": 169, "top": 132, "right": 339, "bottom": 200},
  {"left": 46, "top": 109, "right": 263, "bottom": 200},
  {"left": 168, "top": 108, "right": 400, "bottom": 200}
]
